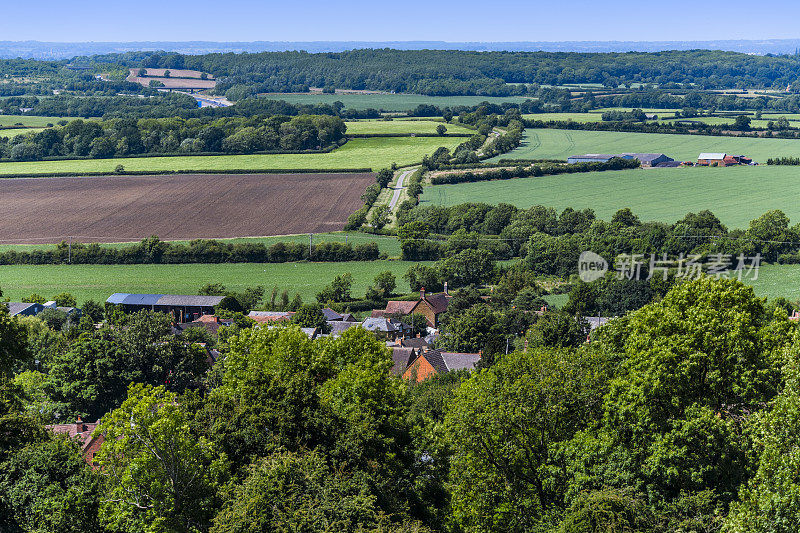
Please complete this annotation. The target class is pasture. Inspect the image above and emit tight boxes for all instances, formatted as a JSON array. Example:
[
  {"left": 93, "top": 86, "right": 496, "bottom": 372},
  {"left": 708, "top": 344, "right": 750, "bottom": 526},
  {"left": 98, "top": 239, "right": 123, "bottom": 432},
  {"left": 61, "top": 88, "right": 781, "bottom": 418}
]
[
  {"left": 0, "top": 115, "right": 65, "bottom": 127},
  {"left": 0, "top": 136, "right": 464, "bottom": 176},
  {"left": 0, "top": 172, "right": 374, "bottom": 243},
  {"left": 0, "top": 260, "right": 428, "bottom": 304},
  {"left": 492, "top": 128, "right": 800, "bottom": 162},
  {"left": 259, "top": 93, "right": 531, "bottom": 111},
  {"left": 0, "top": 128, "right": 44, "bottom": 139},
  {"left": 423, "top": 165, "right": 800, "bottom": 229},
  {"left": 344, "top": 119, "right": 474, "bottom": 135}
]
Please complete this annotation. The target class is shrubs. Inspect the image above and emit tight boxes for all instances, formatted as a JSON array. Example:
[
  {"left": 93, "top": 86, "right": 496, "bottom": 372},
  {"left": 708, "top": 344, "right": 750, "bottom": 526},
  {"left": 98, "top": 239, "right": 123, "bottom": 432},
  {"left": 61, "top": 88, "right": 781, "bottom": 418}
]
[
  {"left": 0, "top": 237, "right": 380, "bottom": 265},
  {"left": 430, "top": 157, "right": 640, "bottom": 185}
]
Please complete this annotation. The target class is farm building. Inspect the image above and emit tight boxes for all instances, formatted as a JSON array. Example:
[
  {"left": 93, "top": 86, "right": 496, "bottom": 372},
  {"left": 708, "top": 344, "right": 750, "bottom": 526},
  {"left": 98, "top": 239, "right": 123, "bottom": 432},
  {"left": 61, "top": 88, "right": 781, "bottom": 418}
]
[
  {"left": 567, "top": 153, "right": 673, "bottom": 167},
  {"left": 697, "top": 153, "right": 753, "bottom": 166},
  {"left": 371, "top": 287, "right": 451, "bottom": 328},
  {"left": 4, "top": 302, "right": 44, "bottom": 317},
  {"left": 106, "top": 293, "right": 224, "bottom": 322}
]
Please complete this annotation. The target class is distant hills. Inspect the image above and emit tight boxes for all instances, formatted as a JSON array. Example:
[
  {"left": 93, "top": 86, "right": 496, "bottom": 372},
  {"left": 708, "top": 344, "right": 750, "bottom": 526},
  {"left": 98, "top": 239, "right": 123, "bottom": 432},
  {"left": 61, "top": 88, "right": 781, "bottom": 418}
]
[{"left": 4, "top": 39, "right": 800, "bottom": 59}]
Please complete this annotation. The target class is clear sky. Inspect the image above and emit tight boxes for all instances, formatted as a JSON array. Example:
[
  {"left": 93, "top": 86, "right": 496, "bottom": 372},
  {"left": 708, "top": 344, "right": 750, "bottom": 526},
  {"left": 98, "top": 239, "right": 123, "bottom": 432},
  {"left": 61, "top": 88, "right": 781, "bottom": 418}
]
[{"left": 3, "top": 0, "right": 800, "bottom": 43}]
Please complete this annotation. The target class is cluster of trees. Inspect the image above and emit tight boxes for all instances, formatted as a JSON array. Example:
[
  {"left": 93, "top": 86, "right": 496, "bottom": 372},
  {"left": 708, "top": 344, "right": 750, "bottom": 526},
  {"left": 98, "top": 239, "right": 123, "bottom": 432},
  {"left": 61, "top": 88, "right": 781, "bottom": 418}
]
[
  {"left": 7, "top": 272, "right": 800, "bottom": 530},
  {"left": 2, "top": 114, "right": 347, "bottom": 161},
  {"left": 601, "top": 108, "right": 649, "bottom": 121},
  {"left": 0, "top": 236, "right": 380, "bottom": 265},
  {"left": 399, "top": 203, "right": 800, "bottom": 268},
  {"left": 767, "top": 156, "right": 800, "bottom": 165}
]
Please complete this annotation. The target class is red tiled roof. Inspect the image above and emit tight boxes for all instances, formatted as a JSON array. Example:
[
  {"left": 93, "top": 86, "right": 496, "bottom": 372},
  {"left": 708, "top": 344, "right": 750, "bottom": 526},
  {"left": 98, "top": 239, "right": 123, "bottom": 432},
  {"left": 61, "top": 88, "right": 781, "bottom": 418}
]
[
  {"left": 46, "top": 420, "right": 100, "bottom": 452},
  {"left": 384, "top": 301, "right": 417, "bottom": 315},
  {"left": 423, "top": 293, "right": 450, "bottom": 314}
]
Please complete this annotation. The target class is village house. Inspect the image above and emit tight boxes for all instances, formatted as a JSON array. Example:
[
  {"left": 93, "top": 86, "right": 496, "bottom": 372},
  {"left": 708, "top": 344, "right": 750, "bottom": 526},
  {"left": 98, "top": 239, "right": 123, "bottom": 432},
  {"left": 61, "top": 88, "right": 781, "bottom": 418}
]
[
  {"left": 106, "top": 293, "right": 224, "bottom": 322},
  {"left": 372, "top": 287, "right": 452, "bottom": 328},
  {"left": 402, "top": 350, "right": 482, "bottom": 382},
  {"left": 46, "top": 418, "right": 104, "bottom": 468}
]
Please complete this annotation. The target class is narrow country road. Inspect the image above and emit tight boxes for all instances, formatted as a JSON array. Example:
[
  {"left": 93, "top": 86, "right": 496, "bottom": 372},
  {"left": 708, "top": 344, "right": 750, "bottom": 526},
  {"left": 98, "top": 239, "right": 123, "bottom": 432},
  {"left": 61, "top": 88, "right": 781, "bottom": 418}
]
[{"left": 389, "top": 169, "right": 413, "bottom": 211}]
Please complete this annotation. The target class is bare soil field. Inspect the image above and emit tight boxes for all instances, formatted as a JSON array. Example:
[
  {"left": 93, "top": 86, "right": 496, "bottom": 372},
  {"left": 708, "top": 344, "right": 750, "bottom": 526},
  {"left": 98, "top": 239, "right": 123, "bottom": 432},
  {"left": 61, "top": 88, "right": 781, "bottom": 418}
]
[
  {"left": 0, "top": 172, "right": 374, "bottom": 243},
  {"left": 127, "top": 68, "right": 216, "bottom": 90}
]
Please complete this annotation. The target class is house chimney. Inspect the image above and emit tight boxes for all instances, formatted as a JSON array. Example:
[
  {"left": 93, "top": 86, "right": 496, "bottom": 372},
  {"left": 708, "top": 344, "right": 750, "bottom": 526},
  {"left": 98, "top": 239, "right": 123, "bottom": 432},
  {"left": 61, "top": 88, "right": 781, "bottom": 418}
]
[
  {"left": 76, "top": 416, "right": 84, "bottom": 433},
  {"left": 420, "top": 287, "right": 425, "bottom": 300},
  {"left": 444, "top": 281, "right": 448, "bottom": 296}
]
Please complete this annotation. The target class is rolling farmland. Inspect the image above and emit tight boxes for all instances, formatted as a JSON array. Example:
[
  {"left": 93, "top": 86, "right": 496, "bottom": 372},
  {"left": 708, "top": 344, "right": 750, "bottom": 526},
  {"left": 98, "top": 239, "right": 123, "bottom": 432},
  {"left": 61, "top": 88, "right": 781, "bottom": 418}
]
[
  {"left": 492, "top": 128, "right": 800, "bottom": 162},
  {"left": 423, "top": 165, "right": 800, "bottom": 228},
  {"left": 0, "top": 260, "right": 428, "bottom": 304},
  {"left": 0, "top": 136, "right": 463, "bottom": 176},
  {"left": 0, "top": 172, "right": 374, "bottom": 243},
  {"left": 344, "top": 119, "right": 474, "bottom": 134}
]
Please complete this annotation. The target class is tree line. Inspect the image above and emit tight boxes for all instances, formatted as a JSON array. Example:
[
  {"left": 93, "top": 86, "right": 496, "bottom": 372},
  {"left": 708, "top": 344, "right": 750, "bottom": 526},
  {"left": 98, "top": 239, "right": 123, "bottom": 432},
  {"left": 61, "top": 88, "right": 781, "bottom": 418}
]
[
  {"left": 2, "top": 114, "right": 347, "bottom": 161},
  {"left": 0, "top": 237, "right": 381, "bottom": 265}
]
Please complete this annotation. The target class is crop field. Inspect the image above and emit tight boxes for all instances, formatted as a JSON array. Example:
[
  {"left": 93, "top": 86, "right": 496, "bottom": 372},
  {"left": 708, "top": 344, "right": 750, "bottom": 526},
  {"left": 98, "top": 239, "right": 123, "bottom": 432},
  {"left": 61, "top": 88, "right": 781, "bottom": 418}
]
[
  {"left": 423, "top": 165, "right": 800, "bottom": 229},
  {"left": 0, "top": 260, "right": 428, "bottom": 305},
  {"left": 259, "top": 93, "right": 532, "bottom": 111},
  {"left": 492, "top": 128, "right": 800, "bottom": 163},
  {"left": 344, "top": 119, "right": 474, "bottom": 134},
  {"left": 0, "top": 136, "right": 463, "bottom": 176},
  {"left": 0, "top": 172, "right": 375, "bottom": 243}
]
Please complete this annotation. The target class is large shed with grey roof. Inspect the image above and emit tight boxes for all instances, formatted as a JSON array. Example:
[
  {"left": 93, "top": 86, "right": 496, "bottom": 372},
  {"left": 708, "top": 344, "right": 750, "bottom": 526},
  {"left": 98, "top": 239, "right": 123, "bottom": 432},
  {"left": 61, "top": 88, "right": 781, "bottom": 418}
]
[{"left": 106, "top": 293, "right": 224, "bottom": 321}]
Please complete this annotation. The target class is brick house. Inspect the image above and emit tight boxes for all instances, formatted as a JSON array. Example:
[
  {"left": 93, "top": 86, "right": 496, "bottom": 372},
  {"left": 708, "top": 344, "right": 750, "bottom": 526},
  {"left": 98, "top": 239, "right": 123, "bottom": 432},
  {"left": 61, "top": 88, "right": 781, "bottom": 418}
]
[
  {"left": 372, "top": 287, "right": 452, "bottom": 328},
  {"left": 402, "top": 350, "right": 481, "bottom": 382},
  {"left": 46, "top": 418, "right": 104, "bottom": 468}
]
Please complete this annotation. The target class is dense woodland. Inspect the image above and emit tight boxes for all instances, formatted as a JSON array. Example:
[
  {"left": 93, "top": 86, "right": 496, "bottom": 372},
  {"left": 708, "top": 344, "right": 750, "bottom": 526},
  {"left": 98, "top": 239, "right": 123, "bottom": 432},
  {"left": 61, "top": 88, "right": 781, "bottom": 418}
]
[{"left": 1, "top": 114, "right": 347, "bottom": 160}]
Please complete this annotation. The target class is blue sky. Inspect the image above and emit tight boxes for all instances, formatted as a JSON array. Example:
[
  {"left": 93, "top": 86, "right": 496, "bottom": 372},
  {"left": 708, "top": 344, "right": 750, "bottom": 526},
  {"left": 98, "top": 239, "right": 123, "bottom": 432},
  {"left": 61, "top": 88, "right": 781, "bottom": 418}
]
[{"left": 3, "top": 0, "right": 800, "bottom": 42}]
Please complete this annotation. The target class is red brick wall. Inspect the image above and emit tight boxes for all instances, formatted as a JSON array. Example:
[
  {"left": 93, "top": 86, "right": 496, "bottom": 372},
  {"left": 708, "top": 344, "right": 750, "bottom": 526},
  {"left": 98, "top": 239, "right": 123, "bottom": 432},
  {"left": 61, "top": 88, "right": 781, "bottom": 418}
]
[{"left": 403, "top": 356, "right": 437, "bottom": 382}]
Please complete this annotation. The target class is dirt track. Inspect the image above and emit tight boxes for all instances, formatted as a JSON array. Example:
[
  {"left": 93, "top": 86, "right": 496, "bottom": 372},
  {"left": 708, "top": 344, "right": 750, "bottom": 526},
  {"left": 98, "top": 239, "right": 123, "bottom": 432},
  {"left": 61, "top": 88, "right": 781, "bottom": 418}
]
[{"left": 0, "top": 172, "right": 374, "bottom": 243}]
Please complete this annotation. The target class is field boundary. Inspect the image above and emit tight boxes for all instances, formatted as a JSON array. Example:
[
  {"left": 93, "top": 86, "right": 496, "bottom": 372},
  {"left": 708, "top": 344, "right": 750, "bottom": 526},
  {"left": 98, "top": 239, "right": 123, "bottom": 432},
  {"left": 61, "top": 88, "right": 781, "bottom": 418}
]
[{"left": 0, "top": 168, "right": 373, "bottom": 179}]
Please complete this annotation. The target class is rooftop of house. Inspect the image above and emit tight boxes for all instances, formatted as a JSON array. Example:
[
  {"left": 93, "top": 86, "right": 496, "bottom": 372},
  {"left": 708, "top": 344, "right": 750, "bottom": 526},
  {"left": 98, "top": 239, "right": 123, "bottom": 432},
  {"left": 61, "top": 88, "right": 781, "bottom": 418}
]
[
  {"left": 248, "top": 310, "right": 295, "bottom": 324},
  {"left": 416, "top": 349, "right": 481, "bottom": 375},
  {"left": 327, "top": 321, "right": 359, "bottom": 337},
  {"left": 321, "top": 308, "right": 343, "bottom": 321},
  {"left": 362, "top": 317, "right": 405, "bottom": 332},
  {"left": 390, "top": 347, "right": 419, "bottom": 375},
  {"left": 46, "top": 419, "right": 100, "bottom": 452}
]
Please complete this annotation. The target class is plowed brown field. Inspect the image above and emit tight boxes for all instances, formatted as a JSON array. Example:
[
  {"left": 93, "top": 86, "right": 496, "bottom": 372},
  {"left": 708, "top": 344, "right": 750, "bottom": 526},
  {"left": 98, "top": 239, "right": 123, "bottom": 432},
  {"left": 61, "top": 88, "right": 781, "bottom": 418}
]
[{"left": 0, "top": 172, "right": 374, "bottom": 243}]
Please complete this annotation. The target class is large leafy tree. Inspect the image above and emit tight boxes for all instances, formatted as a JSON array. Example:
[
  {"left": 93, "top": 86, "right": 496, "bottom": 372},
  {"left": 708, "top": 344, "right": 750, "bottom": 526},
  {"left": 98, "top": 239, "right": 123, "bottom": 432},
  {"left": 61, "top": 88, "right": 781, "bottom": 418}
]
[
  {"left": 445, "top": 347, "right": 612, "bottom": 532},
  {"left": 598, "top": 277, "right": 794, "bottom": 512},
  {"left": 724, "top": 352, "right": 800, "bottom": 531},
  {"left": 95, "top": 383, "right": 222, "bottom": 533},
  {"left": 0, "top": 436, "right": 101, "bottom": 533}
]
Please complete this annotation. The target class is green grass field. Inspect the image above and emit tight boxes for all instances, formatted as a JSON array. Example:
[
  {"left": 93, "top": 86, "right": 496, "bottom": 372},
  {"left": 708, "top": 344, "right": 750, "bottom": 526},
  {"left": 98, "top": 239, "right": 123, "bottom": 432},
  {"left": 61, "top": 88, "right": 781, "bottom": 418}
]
[
  {"left": 260, "top": 93, "right": 531, "bottom": 111},
  {"left": 0, "top": 259, "right": 428, "bottom": 305},
  {"left": 0, "top": 128, "right": 44, "bottom": 139},
  {"left": 0, "top": 232, "right": 403, "bottom": 256},
  {"left": 492, "top": 128, "right": 800, "bottom": 163},
  {"left": 0, "top": 136, "right": 464, "bottom": 175},
  {"left": 0, "top": 115, "right": 68, "bottom": 127},
  {"left": 344, "top": 119, "right": 474, "bottom": 135},
  {"left": 423, "top": 165, "right": 800, "bottom": 228},
  {"left": 522, "top": 113, "right": 606, "bottom": 123}
]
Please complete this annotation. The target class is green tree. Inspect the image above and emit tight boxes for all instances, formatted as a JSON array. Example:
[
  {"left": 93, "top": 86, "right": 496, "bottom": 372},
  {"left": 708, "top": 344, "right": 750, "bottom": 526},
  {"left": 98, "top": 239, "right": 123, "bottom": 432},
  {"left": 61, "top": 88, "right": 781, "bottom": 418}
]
[
  {"left": 53, "top": 292, "right": 77, "bottom": 308},
  {"left": 724, "top": 353, "right": 800, "bottom": 532},
  {"left": 375, "top": 168, "right": 393, "bottom": 188},
  {"left": 445, "top": 347, "right": 612, "bottom": 532},
  {"left": 292, "top": 304, "right": 329, "bottom": 333},
  {"left": 527, "top": 312, "right": 589, "bottom": 349},
  {"left": 436, "top": 124, "right": 447, "bottom": 136},
  {"left": 0, "top": 435, "right": 101, "bottom": 532},
  {"left": 369, "top": 204, "right": 390, "bottom": 230},
  {"left": 95, "top": 383, "right": 221, "bottom": 532},
  {"left": 436, "top": 249, "right": 496, "bottom": 288},
  {"left": 373, "top": 271, "right": 397, "bottom": 298},
  {"left": 24, "top": 293, "right": 46, "bottom": 304},
  {"left": 733, "top": 115, "right": 751, "bottom": 131},
  {"left": 316, "top": 273, "right": 353, "bottom": 303},
  {"left": 599, "top": 277, "right": 793, "bottom": 510}
]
